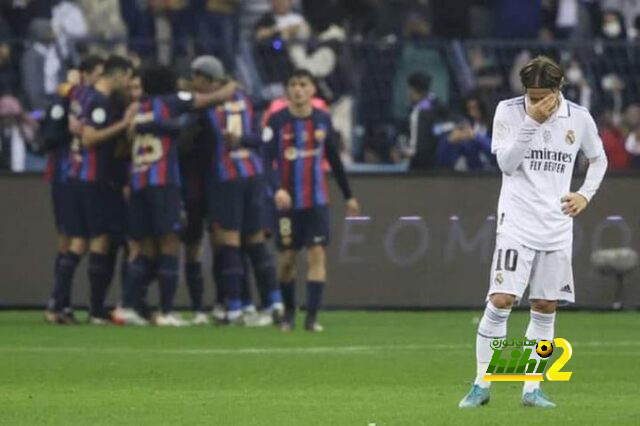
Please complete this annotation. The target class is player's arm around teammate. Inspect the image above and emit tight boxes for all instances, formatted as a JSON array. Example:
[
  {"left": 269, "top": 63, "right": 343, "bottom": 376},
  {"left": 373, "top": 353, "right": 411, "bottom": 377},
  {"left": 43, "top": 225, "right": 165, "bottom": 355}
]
[{"left": 190, "top": 55, "right": 281, "bottom": 326}]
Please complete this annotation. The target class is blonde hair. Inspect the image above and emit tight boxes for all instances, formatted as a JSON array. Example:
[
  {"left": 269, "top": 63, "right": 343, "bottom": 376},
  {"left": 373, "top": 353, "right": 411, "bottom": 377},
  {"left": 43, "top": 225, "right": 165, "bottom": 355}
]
[{"left": 520, "top": 55, "right": 565, "bottom": 90}]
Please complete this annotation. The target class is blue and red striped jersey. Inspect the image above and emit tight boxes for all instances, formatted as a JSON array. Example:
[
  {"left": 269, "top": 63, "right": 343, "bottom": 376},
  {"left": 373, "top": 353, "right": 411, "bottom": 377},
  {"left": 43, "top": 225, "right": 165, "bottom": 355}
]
[
  {"left": 42, "top": 96, "right": 72, "bottom": 184},
  {"left": 68, "top": 86, "right": 117, "bottom": 183},
  {"left": 45, "top": 145, "right": 71, "bottom": 184},
  {"left": 130, "top": 93, "right": 194, "bottom": 191},
  {"left": 200, "top": 91, "right": 263, "bottom": 182},
  {"left": 264, "top": 108, "right": 335, "bottom": 210}
]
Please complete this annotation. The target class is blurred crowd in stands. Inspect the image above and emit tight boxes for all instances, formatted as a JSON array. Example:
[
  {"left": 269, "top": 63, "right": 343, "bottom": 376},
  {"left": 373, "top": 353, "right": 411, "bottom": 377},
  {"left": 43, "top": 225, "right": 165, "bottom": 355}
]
[{"left": 2, "top": 0, "right": 640, "bottom": 172}]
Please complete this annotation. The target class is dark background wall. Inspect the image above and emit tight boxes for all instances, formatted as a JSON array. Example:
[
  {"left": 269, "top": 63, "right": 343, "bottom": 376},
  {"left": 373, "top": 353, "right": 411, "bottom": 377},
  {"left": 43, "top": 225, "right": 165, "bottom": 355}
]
[{"left": 1, "top": 175, "right": 639, "bottom": 309}]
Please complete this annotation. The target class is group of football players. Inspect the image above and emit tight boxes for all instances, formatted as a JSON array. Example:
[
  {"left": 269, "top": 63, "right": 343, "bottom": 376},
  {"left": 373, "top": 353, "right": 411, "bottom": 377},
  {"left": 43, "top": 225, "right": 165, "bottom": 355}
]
[{"left": 41, "top": 53, "right": 359, "bottom": 331}]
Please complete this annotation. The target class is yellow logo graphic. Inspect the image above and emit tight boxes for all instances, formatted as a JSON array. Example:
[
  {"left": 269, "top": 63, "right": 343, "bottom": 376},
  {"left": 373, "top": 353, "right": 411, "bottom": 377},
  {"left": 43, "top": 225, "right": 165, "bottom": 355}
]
[
  {"left": 484, "top": 338, "right": 573, "bottom": 382},
  {"left": 284, "top": 147, "right": 298, "bottom": 161},
  {"left": 314, "top": 129, "right": 327, "bottom": 142},
  {"left": 536, "top": 340, "right": 553, "bottom": 358},
  {"left": 566, "top": 129, "right": 575, "bottom": 145}
]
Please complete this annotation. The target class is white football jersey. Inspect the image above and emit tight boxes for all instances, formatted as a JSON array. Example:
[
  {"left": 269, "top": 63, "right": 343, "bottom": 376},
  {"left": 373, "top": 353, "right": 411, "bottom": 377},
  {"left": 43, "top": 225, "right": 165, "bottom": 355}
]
[{"left": 491, "top": 94, "right": 605, "bottom": 251}]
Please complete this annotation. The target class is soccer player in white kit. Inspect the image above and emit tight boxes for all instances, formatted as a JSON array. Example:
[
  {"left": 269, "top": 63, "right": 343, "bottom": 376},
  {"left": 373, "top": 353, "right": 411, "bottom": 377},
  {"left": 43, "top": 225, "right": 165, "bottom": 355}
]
[{"left": 459, "top": 56, "right": 608, "bottom": 408}]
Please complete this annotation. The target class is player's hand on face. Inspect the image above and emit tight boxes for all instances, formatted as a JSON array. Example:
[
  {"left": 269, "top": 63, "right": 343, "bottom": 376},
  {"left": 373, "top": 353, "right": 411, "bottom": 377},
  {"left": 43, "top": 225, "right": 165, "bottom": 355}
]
[
  {"left": 346, "top": 198, "right": 360, "bottom": 217},
  {"left": 528, "top": 93, "right": 558, "bottom": 124},
  {"left": 274, "top": 189, "right": 292, "bottom": 211},
  {"left": 561, "top": 192, "right": 588, "bottom": 217}
]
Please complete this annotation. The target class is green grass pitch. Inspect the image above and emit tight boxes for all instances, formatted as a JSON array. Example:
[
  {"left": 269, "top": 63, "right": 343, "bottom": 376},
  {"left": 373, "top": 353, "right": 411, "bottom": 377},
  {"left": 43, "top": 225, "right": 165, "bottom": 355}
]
[{"left": 0, "top": 310, "right": 638, "bottom": 425}]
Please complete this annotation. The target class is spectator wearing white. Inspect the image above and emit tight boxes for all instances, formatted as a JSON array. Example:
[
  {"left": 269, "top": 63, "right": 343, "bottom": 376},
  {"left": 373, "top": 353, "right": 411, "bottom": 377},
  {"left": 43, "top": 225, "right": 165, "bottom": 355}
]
[
  {"left": 20, "top": 19, "right": 65, "bottom": 110},
  {"left": 0, "top": 95, "right": 37, "bottom": 172},
  {"left": 403, "top": 72, "right": 443, "bottom": 169},
  {"left": 239, "top": 0, "right": 272, "bottom": 41},
  {"left": 563, "top": 59, "right": 592, "bottom": 110},
  {"left": 624, "top": 105, "right": 640, "bottom": 158},
  {"left": 78, "top": 0, "right": 127, "bottom": 40},
  {"left": 601, "top": 0, "right": 640, "bottom": 39},
  {"left": 51, "top": 0, "right": 88, "bottom": 61},
  {"left": 253, "top": 0, "right": 309, "bottom": 88},
  {"left": 600, "top": 9, "right": 627, "bottom": 40},
  {"left": 288, "top": 21, "right": 354, "bottom": 163},
  {"left": 509, "top": 50, "right": 532, "bottom": 95},
  {"left": 254, "top": 0, "right": 309, "bottom": 42}
]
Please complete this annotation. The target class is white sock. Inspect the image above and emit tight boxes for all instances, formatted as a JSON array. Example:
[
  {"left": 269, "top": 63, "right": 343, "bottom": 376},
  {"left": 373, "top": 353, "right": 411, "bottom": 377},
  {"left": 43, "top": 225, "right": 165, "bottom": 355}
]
[
  {"left": 523, "top": 310, "right": 556, "bottom": 394},
  {"left": 474, "top": 301, "right": 511, "bottom": 388},
  {"left": 227, "top": 309, "right": 243, "bottom": 320}
]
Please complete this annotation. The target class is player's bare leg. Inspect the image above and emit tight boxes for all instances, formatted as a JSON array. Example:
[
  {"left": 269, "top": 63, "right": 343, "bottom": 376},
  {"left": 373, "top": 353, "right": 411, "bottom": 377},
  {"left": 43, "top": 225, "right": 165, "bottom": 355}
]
[
  {"left": 522, "top": 299, "right": 557, "bottom": 408},
  {"left": 459, "top": 293, "right": 514, "bottom": 408}
]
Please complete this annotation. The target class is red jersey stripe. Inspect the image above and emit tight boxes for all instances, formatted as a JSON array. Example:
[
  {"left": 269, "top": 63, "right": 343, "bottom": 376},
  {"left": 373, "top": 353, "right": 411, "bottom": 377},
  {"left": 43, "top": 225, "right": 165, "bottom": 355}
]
[
  {"left": 281, "top": 122, "right": 293, "bottom": 193},
  {"left": 158, "top": 102, "right": 171, "bottom": 185},
  {"left": 218, "top": 108, "right": 238, "bottom": 180},
  {"left": 302, "top": 118, "right": 314, "bottom": 208},
  {"left": 88, "top": 148, "right": 97, "bottom": 181},
  {"left": 138, "top": 100, "right": 153, "bottom": 189},
  {"left": 44, "top": 153, "right": 54, "bottom": 182}
]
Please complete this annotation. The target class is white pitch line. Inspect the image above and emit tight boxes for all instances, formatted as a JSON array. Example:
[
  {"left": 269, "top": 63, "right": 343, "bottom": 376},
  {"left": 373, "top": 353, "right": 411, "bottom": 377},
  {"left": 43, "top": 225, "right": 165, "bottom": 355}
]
[
  {"left": 0, "top": 344, "right": 436, "bottom": 356},
  {"left": 0, "top": 341, "right": 638, "bottom": 356}
]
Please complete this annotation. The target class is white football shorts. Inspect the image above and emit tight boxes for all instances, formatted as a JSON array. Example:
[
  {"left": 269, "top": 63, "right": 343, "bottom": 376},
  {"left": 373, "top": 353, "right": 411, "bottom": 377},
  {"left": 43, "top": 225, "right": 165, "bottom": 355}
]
[{"left": 487, "top": 233, "right": 575, "bottom": 304}]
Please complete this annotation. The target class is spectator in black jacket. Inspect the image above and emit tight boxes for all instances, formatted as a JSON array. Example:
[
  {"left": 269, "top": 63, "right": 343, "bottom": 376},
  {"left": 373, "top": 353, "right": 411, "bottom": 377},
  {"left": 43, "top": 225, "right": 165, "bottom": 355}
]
[
  {"left": 253, "top": 0, "right": 309, "bottom": 85},
  {"left": 20, "top": 19, "right": 65, "bottom": 110},
  {"left": 0, "top": 39, "right": 19, "bottom": 96},
  {"left": 402, "top": 71, "right": 445, "bottom": 169}
]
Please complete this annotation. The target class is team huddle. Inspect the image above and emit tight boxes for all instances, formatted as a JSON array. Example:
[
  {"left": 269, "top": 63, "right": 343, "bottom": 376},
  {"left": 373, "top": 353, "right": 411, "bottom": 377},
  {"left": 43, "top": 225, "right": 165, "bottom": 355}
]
[
  {"left": 42, "top": 54, "right": 359, "bottom": 330},
  {"left": 39, "top": 51, "right": 608, "bottom": 408}
]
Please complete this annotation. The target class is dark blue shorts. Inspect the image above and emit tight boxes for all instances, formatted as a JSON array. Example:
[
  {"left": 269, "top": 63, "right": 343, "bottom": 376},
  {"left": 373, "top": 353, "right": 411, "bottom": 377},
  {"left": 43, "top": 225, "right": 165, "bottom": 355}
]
[
  {"left": 276, "top": 205, "right": 330, "bottom": 251},
  {"left": 51, "top": 182, "right": 72, "bottom": 234},
  {"left": 208, "top": 176, "right": 264, "bottom": 235},
  {"left": 128, "top": 186, "right": 182, "bottom": 240},
  {"left": 65, "top": 181, "right": 116, "bottom": 238}
]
